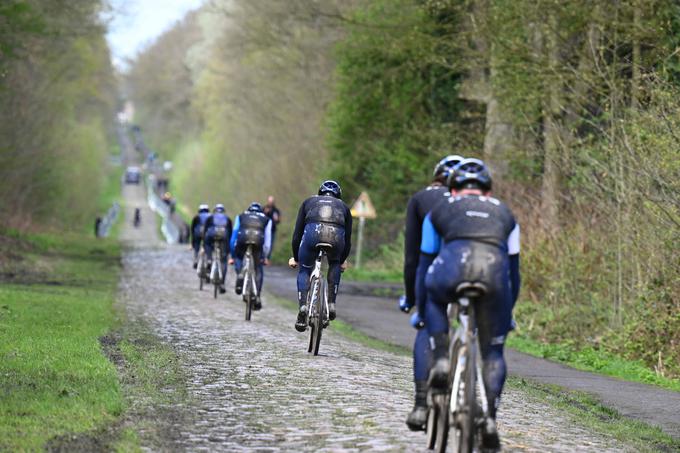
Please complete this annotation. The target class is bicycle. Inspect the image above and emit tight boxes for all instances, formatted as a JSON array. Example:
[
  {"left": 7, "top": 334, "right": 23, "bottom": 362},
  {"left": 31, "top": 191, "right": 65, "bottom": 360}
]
[
  {"left": 210, "top": 240, "right": 226, "bottom": 299},
  {"left": 240, "top": 244, "right": 259, "bottom": 321},
  {"left": 426, "top": 282, "right": 491, "bottom": 453},
  {"left": 304, "top": 243, "right": 332, "bottom": 356}
]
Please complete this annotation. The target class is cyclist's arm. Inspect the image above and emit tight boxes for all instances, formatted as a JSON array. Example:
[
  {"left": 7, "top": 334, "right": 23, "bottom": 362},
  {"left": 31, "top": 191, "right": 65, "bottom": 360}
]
[
  {"left": 341, "top": 205, "right": 353, "bottom": 262},
  {"left": 263, "top": 219, "right": 272, "bottom": 257},
  {"left": 403, "top": 195, "right": 421, "bottom": 305},
  {"left": 291, "top": 202, "right": 307, "bottom": 262},
  {"left": 420, "top": 213, "right": 441, "bottom": 255},
  {"left": 229, "top": 216, "right": 240, "bottom": 255},
  {"left": 508, "top": 223, "right": 521, "bottom": 306}
]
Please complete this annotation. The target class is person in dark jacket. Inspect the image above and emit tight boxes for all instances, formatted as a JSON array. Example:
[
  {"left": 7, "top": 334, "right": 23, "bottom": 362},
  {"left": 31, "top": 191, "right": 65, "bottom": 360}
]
[
  {"left": 204, "top": 204, "right": 233, "bottom": 294},
  {"left": 190, "top": 204, "right": 211, "bottom": 268},
  {"left": 289, "top": 180, "right": 352, "bottom": 332},
  {"left": 401, "top": 155, "right": 463, "bottom": 431},
  {"left": 423, "top": 159, "right": 521, "bottom": 450},
  {"left": 229, "top": 202, "right": 272, "bottom": 310}
]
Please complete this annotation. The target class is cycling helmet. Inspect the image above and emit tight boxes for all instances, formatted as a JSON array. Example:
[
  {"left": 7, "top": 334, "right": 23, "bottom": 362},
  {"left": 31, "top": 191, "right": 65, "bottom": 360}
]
[
  {"left": 198, "top": 203, "right": 209, "bottom": 213},
  {"left": 433, "top": 154, "right": 464, "bottom": 181},
  {"left": 318, "top": 180, "right": 342, "bottom": 199},
  {"left": 447, "top": 158, "right": 492, "bottom": 191},
  {"left": 214, "top": 203, "right": 225, "bottom": 213},
  {"left": 248, "top": 202, "right": 263, "bottom": 213}
]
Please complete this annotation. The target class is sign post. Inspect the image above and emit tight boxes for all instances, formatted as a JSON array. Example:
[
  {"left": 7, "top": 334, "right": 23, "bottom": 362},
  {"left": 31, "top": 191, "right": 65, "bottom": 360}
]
[{"left": 350, "top": 191, "right": 377, "bottom": 269}]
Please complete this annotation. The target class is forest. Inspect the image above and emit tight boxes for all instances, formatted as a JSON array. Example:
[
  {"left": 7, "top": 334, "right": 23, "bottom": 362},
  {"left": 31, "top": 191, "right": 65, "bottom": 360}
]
[
  {"left": 1, "top": 0, "right": 678, "bottom": 378},
  {"left": 0, "top": 0, "right": 117, "bottom": 228}
]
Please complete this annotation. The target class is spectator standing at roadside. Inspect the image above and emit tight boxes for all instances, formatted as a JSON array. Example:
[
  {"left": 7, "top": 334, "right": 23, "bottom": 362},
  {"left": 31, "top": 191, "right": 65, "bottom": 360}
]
[{"left": 263, "top": 195, "right": 281, "bottom": 259}]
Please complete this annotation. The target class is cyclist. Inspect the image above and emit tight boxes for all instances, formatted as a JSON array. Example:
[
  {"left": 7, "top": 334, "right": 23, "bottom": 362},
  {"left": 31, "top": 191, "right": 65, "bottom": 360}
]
[
  {"left": 204, "top": 204, "right": 233, "bottom": 294},
  {"left": 400, "top": 155, "right": 463, "bottom": 431},
  {"left": 190, "top": 203, "right": 211, "bottom": 269},
  {"left": 289, "top": 180, "right": 352, "bottom": 332},
  {"left": 230, "top": 202, "right": 272, "bottom": 310},
  {"left": 422, "top": 158, "right": 520, "bottom": 450}
]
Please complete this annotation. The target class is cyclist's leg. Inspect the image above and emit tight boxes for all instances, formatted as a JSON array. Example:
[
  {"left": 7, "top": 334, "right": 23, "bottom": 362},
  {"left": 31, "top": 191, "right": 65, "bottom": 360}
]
[
  {"left": 424, "top": 244, "right": 465, "bottom": 389},
  {"left": 233, "top": 242, "right": 245, "bottom": 294},
  {"left": 192, "top": 236, "right": 201, "bottom": 264},
  {"left": 295, "top": 228, "right": 318, "bottom": 329},
  {"left": 407, "top": 254, "right": 434, "bottom": 429},
  {"left": 204, "top": 230, "right": 215, "bottom": 264},
  {"left": 254, "top": 248, "right": 264, "bottom": 294},
  {"left": 475, "top": 260, "right": 512, "bottom": 421},
  {"left": 219, "top": 239, "right": 228, "bottom": 285}
]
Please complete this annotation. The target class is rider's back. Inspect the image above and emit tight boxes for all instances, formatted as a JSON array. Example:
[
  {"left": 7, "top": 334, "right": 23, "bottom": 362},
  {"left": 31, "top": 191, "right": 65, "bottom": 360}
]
[{"left": 431, "top": 195, "right": 517, "bottom": 251}]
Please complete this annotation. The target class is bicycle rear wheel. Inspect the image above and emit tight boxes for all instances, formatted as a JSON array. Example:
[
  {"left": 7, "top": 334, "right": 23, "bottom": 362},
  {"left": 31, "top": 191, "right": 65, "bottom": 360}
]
[
  {"left": 451, "top": 343, "right": 475, "bottom": 453},
  {"left": 306, "top": 276, "right": 319, "bottom": 353},
  {"left": 311, "top": 279, "right": 324, "bottom": 355},
  {"left": 244, "top": 270, "right": 253, "bottom": 321}
]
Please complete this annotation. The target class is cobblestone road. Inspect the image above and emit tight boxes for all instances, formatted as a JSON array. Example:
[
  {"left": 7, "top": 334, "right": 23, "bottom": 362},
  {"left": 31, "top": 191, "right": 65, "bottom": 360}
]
[{"left": 117, "top": 244, "right": 631, "bottom": 452}]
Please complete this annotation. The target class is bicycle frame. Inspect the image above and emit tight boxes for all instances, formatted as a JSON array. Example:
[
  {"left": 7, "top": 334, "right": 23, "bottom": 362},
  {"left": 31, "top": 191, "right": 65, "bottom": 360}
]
[
  {"left": 211, "top": 242, "right": 224, "bottom": 283},
  {"left": 448, "top": 297, "right": 489, "bottom": 418},
  {"left": 307, "top": 249, "right": 328, "bottom": 323},
  {"left": 242, "top": 245, "right": 259, "bottom": 299}
]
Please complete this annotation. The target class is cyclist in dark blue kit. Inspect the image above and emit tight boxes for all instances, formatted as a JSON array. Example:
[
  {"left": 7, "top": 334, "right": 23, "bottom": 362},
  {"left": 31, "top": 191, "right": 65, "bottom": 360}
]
[
  {"left": 422, "top": 159, "right": 520, "bottom": 450},
  {"left": 204, "top": 204, "right": 233, "bottom": 294},
  {"left": 400, "top": 155, "right": 463, "bottom": 431},
  {"left": 190, "top": 203, "right": 211, "bottom": 269},
  {"left": 230, "top": 202, "right": 272, "bottom": 310},
  {"left": 289, "top": 180, "right": 352, "bottom": 332}
]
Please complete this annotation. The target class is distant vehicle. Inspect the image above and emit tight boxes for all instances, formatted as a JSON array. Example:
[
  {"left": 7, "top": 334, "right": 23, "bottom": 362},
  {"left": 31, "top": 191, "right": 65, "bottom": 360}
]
[{"left": 124, "top": 166, "right": 141, "bottom": 184}]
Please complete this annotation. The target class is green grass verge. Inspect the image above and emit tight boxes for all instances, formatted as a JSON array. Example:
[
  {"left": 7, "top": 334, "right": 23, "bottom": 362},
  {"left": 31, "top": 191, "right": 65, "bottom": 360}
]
[
  {"left": 342, "top": 266, "right": 401, "bottom": 283},
  {"left": 0, "top": 229, "right": 123, "bottom": 451},
  {"left": 507, "top": 377, "right": 680, "bottom": 451},
  {"left": 507, "top": 334, "right": 680, "bottom": 393}
]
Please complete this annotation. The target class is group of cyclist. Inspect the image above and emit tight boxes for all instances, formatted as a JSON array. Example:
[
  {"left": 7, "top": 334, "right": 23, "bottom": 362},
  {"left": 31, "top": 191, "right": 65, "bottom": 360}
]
[{"left": 189, "top": 156, "right": 518, "bottom": 451}]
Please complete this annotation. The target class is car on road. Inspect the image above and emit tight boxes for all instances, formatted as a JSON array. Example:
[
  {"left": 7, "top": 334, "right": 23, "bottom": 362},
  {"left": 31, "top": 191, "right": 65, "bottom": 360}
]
[{"left": 124, "top": 166, "right": 142, "bottom": 184}]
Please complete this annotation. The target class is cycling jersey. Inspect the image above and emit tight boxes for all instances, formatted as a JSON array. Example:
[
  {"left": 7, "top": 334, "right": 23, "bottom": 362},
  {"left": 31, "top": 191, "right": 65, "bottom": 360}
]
[
  {"left": 230, "top": 211, "right": 272, "bottom": 256},
  {"left": 403, "top": 184, "right": 449, "bottom": 306}
]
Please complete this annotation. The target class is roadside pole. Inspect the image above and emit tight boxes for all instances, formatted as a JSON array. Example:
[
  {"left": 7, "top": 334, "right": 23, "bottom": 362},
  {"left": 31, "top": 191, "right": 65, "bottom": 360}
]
[{"left": 350, "top": 192, "right": 377, "bottom": 269}]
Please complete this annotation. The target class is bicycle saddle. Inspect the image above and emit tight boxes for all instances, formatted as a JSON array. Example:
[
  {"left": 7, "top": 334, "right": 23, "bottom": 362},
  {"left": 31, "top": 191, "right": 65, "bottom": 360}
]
[
  {"left": 315, "top": 242, "right": 333, "bottom": 251},
  {"left": 455, "top": 281, "right": 488, "bottom": 298}
]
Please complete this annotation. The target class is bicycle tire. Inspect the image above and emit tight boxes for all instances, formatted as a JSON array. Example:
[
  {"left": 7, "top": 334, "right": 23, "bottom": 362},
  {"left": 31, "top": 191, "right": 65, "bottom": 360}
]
[
  {"left": 307, "top": 276, "right": 319, "bottom": 353},
  {"left": 311, "top": 279, "right": 324, "bottom": 355},
  {"left": 460, "top": 343, "right": 477, "bottom": 453},
  {"left": 433, "top": 394, "right": 449, "bottom": 453},
  {"left": 426, "top": 397, "right": 438, "bottom": 449}
]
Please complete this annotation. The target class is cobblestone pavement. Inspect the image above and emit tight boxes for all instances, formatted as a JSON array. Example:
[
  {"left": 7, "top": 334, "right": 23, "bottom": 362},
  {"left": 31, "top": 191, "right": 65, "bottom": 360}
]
[{"left": 118, "top": 245, "right": 631, "bottom": 452}]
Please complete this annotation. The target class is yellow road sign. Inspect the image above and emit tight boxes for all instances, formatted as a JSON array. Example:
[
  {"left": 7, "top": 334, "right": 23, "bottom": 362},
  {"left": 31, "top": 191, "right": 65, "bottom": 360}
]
[{"left": 351, "top": 191, "right": 377, "bottom": 219}]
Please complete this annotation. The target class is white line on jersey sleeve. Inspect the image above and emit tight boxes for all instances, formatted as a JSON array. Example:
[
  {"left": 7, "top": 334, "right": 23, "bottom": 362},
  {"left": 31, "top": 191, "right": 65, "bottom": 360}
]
[{"left": 507, "top": 224, "right": 520, "bottom": 255}]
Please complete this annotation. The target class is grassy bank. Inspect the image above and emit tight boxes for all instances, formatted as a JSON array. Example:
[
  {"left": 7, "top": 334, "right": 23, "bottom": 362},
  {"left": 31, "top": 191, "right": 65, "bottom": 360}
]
[
  {"left": 508, "top": 377, "right": 680, "bottom": 452},
  {"left": 507, "top": 334, "right": 680, "bottom": 392},
  {"left": 0, "top": 229, "right": 123, "bottom": 451}
]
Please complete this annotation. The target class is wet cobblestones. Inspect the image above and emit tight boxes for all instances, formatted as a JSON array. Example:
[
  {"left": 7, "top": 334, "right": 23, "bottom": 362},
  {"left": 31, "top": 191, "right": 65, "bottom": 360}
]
[{"left": 119, "top": 246, "right": 630, "bottom": 452}]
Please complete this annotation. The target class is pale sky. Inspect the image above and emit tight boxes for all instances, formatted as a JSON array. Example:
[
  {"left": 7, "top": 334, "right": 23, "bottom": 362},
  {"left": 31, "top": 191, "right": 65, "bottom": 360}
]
[{"left": 106, "top": 0, "right": 205, "bottom": 71}]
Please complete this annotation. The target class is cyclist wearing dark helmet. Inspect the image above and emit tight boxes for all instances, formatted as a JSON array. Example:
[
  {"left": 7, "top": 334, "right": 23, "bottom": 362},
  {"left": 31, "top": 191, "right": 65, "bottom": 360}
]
[
  {"left": 400, "top": 154, "right": 463, "bottom": 431},
  {"left": 229, "top": 202, "right": 272, "bottom": 310},
  {"left": 190, "top": 203, "right": 211, "bottom": 269},
  {"left": 204, "top": 203, "right": 233, "bottom": 294},
  {"left": 289, "top": 180, "right": 353, "bottom": 332},
  {"left": 422, "top": 158, "right": 520, "bottom": 450}
]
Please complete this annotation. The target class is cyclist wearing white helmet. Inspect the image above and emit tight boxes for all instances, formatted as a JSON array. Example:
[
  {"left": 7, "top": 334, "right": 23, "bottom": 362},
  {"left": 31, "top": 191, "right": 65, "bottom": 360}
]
[{"left": 190, "top": 203, "right": 211, "bottom": 269}]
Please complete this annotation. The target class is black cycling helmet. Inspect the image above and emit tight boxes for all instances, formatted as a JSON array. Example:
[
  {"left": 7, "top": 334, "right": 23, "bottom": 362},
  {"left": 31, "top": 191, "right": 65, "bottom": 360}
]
[
  {"left": 214, "top": 203, "right": 225, "bottom": 213},
  {"left": 433, "top": 154, "right": 464, "bottom": 182},
  {"left": 248, "top": 202, "right": 263, "bottom": 213},
  {"left": 198, "top": 203, "right": 209, "bottom": 213},
  {"left": 318, "top": 180, "right": 342, "bottom": 199},
  {"left": 447, "top": 158, "right": 492, "bottom": 191}
]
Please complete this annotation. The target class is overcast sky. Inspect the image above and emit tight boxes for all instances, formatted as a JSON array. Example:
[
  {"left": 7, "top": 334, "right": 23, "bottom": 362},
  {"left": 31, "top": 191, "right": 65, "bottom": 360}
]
[{"left": 106, "top": 0, "right": 205, "bottom": 71}]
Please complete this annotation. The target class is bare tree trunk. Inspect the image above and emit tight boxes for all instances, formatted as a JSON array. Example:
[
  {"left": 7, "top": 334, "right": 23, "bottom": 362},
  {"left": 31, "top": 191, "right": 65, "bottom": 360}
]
[
  {"left": 540, "top": 13, "right": 562, "bottom": 232},
  {"left": 631, "top": 0, "right": 641, "bottom": 109}
]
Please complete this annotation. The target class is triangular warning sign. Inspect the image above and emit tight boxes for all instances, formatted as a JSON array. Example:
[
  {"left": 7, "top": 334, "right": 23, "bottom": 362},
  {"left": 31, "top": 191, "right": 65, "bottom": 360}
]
[{"left": 351, "top": 191, "right": 377, "bottom": 219}]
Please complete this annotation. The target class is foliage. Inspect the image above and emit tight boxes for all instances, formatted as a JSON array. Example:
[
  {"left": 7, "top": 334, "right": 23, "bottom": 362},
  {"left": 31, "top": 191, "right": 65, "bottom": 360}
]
[{"left": 0, "top": 0, "right": 117, "bottom": 229}]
